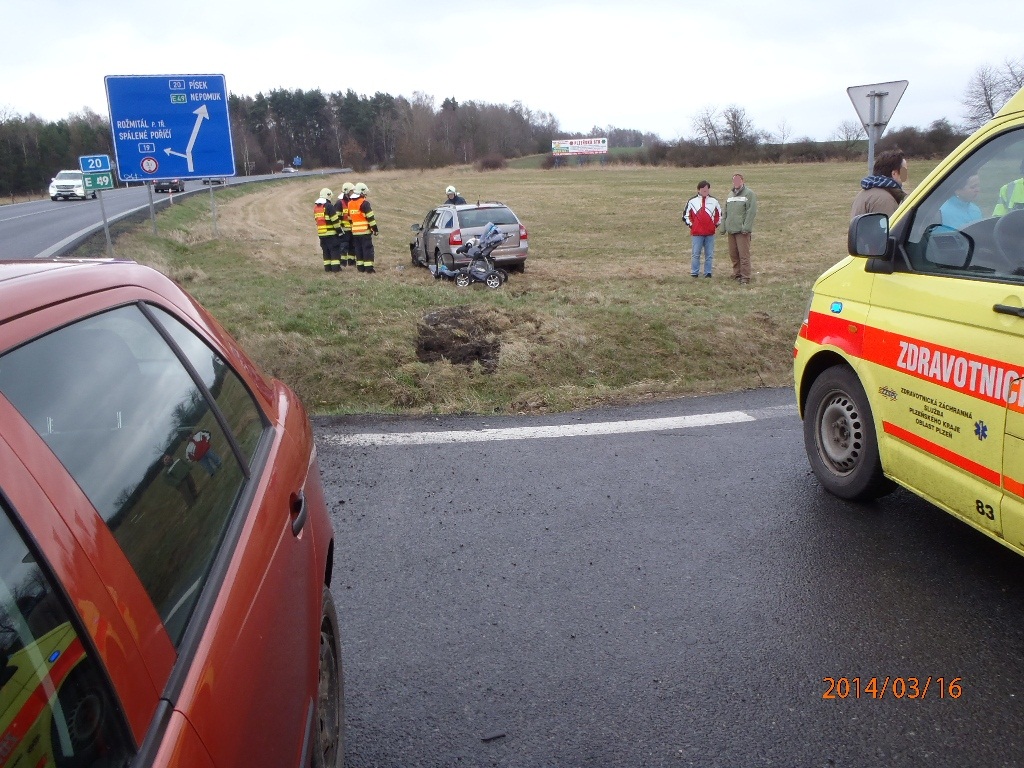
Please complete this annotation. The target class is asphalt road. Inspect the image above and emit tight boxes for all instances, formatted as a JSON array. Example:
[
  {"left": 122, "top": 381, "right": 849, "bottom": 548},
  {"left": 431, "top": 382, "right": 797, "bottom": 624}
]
[
  {"left": 0, "top": 171, "right": 333, "bottom": 259},
  {"left": 316, "top": 387, "right": 1024, "bottom": 768}
]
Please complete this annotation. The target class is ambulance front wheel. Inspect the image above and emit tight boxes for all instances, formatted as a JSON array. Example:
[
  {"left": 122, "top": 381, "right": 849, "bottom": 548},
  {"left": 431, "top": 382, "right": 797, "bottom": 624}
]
[{"left": 803, "top": 365, "right": 895, "bottom": 501}]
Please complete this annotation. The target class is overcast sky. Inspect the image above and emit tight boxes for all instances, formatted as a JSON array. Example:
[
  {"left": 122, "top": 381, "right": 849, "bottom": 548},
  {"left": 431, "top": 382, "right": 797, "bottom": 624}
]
[{"left": 6, "top": 2, "right": 1023, "bottom": 142}]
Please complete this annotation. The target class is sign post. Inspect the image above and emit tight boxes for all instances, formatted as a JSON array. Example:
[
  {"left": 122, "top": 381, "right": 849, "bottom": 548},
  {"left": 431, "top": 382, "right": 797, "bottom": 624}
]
[
  {"left": 79, "top": 155, "right": 115, "bottom": 257},
  {"left": 106, "top": 75, "right": 235, "bottom": 236},
  {"left": 847, "top": 80, "right": 909, "bottom": 173},
  {"left": 105, "top": 75, "right": 235, "bottom": 182}
]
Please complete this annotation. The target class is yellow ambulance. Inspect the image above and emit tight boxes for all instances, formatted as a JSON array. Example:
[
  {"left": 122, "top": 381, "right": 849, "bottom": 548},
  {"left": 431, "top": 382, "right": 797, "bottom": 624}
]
[{"left": 794, "top": 86, "right": 1024, "bottom": 556}]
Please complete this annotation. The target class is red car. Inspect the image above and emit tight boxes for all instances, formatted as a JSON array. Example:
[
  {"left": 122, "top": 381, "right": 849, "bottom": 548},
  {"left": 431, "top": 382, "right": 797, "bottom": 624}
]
[{"left": 0, "top": 259, "right": 343, "bottom": 767}]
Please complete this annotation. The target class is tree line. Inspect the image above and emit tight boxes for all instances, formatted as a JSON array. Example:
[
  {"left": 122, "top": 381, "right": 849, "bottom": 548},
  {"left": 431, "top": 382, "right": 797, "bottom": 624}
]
[{"left": 2, "top": 59, "right": 1020, "bottom": 198}]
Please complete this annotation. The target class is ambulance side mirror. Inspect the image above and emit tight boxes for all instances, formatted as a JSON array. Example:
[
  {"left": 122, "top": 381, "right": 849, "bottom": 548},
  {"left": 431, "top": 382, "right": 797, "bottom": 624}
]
[{"left": 849, "top": 213, "right": 890, "bottom": 258}]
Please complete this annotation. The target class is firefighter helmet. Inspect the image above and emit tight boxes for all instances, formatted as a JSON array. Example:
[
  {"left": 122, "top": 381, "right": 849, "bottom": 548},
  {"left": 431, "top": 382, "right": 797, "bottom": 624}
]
[
  {"left": 355, "top": 182, "right": 369, "bottom": 195},
  {"left": 341, "top": 182, "right": 355, "bottom": 194},
  {"left": 319, "top": 188, "right": 332, "bottom": 199},
  {"left": 446, "top": 185, "right": 457, "bottom": 195}
]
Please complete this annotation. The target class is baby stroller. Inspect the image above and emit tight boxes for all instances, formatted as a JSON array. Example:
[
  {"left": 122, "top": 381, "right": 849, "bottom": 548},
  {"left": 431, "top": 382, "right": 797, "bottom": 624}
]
[{"left": 432, "top": 222, "right": 511, "bottom": 289}]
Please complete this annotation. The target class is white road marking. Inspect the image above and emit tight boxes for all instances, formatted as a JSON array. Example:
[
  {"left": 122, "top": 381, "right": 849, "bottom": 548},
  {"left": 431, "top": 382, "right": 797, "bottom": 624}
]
[{"left": 318, "top": 404, "right": 796, "bottom": 447}]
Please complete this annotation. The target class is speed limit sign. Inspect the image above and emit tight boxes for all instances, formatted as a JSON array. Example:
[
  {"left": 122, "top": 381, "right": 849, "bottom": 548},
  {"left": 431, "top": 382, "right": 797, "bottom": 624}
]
[{"left": 141, "top": 156, "right": 159, "bottom": 174}]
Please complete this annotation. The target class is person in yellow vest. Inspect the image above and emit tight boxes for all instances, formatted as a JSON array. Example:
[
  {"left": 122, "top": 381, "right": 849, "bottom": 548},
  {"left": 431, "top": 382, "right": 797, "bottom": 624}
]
[
  {"left": 339, "top": 181, "right": 356, "bottom": 267},
  {"left": 313, "top": 188, "right": 342, "bottom": 272},
  {"left": 347, "top": 182, "right": 379, "bottom": 273},
  {"left": 994, "top": 159, "right": 1024, "bottom": 217}
]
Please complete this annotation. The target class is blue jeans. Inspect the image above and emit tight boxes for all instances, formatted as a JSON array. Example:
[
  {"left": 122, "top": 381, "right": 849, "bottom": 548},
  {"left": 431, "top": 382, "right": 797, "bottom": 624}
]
[{"left": 691, "top": 235, "right": 715, "bottom": 276}]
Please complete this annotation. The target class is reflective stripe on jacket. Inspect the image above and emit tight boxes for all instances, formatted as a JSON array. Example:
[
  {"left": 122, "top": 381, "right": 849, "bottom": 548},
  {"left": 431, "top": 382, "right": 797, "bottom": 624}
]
[
  {"left": 314, "top": 200, "right": 340, "bottom": 237},
  {"left": 347, "top": 198, "right": 376, "bottom": 235},
  {"left": 994, "top": 178, "right": 1024, "bottom": 217}
]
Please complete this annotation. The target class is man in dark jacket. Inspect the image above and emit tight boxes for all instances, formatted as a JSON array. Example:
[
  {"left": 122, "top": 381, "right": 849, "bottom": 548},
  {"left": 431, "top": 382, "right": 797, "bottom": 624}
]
[{"left": 851, "top": 149, "right": 908, "bottom": 219}]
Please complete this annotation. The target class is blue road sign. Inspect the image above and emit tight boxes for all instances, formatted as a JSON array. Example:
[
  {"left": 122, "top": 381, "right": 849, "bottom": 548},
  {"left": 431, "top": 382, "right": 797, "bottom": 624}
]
[
  {"left": 105, "top": 75, "right": 236, "bottom": 182},
  {"left": 79, "top": 154, "right": 111, "bottom": 173}
]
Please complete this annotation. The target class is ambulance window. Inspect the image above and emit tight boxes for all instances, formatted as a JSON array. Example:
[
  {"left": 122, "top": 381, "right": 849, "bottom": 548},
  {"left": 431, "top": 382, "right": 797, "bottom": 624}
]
[
  {"left": 905, "top": 128, "right": 1024, "bottom": 284},
  {"left": 0, "top": 502, "right": 134, "bottom": 765}
]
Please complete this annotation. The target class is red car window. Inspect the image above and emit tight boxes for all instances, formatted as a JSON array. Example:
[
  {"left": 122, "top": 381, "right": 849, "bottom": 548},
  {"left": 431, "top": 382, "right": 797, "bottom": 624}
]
[{"left": 0, "top": 305, "right": 268, "bottom": 646}]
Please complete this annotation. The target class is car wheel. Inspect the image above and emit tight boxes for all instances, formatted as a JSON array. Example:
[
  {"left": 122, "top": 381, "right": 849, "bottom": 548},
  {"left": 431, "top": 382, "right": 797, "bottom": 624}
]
[
  {"left": 50, "top": 196, "right": 58, "bottom": 201},
  {"left": 485, "top": 272, "right": 503, "bottom": 289},
  {"left": 803, "top": 365, "right": 895, "bottom": 500},
  {"left": 51, "top": 665, "right": 106, "bottom": 768},
  {"left": 455, "top": 273, "right": 471, "bottom": 288},
  {"left": 312, "top": 586, "right": 344, "bottom": 768}
]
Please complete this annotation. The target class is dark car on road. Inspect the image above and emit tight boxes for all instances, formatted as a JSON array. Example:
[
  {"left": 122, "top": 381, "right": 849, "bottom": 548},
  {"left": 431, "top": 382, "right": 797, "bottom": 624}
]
[
  {"left": 0, "top": 259, "right": 343, "bottom": 767},
  {"left": 410, "top": 201, "right": 529, "bottom": 272},
  {"left": 154, "top": 178, "right": 185, "bottom": 193}
]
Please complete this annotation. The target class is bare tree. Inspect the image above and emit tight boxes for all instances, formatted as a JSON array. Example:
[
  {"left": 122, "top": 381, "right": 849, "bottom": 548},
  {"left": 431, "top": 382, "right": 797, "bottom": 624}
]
[
  {"left": 690, "top": 105, "right": 722, "bottom": 146},
  {"left": 721, "top": 105, "right": 758, "bottom": 148},
  {"left": 961, "top": 58, "right": 1024, "bottom": 130},
  {"left": 831, "top": 119, "right": 866, "bottom": 150},
  {"left": 773, "top": 119, "right": 792, "bottom": 146}
]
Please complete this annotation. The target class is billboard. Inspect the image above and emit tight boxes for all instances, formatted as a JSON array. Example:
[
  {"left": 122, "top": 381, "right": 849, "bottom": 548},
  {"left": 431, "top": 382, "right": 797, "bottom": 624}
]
[{"left": 551, "top": 137, "right": 608, "bottom": 155}]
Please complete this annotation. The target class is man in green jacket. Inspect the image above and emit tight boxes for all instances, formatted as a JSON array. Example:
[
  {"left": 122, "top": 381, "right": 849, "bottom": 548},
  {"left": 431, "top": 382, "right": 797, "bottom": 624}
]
[{"left": 720, "top": 173, "right": 757, "bottom": 284}]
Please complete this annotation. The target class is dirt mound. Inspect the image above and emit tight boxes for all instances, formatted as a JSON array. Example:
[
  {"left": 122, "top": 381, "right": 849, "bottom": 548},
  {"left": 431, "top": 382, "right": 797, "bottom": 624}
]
[{"left": 416, "top": 306, "right": 504, "bottom": 371}]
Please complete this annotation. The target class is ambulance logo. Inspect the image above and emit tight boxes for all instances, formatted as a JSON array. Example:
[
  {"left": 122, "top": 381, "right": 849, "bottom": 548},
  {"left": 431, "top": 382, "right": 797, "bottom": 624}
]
[
  {"left": 975, "top": 421, "right": 988, "bottom": 440},
  {"left": 878, "top": 386, "right": 898, "bottom": 401}
]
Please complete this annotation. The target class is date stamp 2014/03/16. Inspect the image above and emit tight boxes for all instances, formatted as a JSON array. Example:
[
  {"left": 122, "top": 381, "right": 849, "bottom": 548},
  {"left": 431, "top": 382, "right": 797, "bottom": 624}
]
[{"left": 822, "top": 677, "right": 963, "bottom": 700}]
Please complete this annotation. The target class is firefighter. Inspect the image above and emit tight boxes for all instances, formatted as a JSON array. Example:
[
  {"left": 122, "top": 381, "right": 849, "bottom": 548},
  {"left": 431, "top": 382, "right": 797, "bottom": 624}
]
[
  {"left": 339, "top": 181, "right": 356, "bottom": 266},
  {"left": 445, "top": 185, "right": 466, "bottom": 204},
  {"left": 313, "top": 188, "right": 342, "bottom": 272},
  {"left": 347, "top": 182, "right": 379, "bottom": 273}
]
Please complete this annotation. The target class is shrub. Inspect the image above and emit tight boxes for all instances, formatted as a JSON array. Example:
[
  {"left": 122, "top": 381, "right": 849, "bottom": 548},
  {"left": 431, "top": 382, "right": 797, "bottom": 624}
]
[{"left": 476, "top": 154, "right": 508, "bottom": 171}]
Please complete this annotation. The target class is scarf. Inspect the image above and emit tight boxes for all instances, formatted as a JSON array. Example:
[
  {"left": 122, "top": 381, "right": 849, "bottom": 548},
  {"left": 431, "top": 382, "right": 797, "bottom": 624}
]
[{"left": 860, "top": 175, "right": 902, "bottom": 190}]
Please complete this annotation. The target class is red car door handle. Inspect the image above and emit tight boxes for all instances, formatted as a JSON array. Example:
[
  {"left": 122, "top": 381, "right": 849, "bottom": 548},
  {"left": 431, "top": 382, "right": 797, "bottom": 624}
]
[{"left": 290, "top": 490, "right": 307, "bottom": 536}]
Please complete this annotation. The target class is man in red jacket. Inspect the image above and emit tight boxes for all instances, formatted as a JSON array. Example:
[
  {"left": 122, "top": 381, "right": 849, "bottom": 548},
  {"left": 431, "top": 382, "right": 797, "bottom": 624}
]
[{"left": 683, "top": 181, "right": 722, "bottom": 278}]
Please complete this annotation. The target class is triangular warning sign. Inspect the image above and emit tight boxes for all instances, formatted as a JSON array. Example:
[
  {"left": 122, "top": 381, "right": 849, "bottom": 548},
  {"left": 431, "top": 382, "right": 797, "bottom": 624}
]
[{"left": 847, "top": 80, "right": 909, "bottom": 133}]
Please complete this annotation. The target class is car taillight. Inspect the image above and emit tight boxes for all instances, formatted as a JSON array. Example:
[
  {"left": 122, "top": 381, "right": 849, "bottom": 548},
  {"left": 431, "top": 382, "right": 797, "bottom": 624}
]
[
  {"left": 519, "top": 224, "right": 528, "bottom": 240},
  {"left": 449, "top": 230, "right": 463, "bottom": 246}
]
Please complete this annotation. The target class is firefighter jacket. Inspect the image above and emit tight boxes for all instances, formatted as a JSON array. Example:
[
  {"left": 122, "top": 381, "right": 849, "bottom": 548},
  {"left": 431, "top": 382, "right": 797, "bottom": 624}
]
[
  {"left": 314, "top": 199, "right": 342, "bottom": 237},
  {"left": 347, "top": 197, "right": 378, "bottom": 236},
  {"left": 339, "top": 194, "right": 353, "bottom": 232}
]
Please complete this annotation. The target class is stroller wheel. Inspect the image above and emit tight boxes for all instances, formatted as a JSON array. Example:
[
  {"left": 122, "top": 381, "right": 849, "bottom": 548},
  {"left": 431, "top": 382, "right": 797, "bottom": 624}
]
[
  {"left": 455, "top": 273, "right": 471, "bottom": 288},
  {"left": 485, "top": 272, "right": 503, "bottom": 289}
]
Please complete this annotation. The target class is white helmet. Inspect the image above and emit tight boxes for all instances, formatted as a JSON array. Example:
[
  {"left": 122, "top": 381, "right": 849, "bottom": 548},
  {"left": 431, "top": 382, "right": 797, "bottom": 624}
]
[
  {"left": 446, "top": 185, "right": 457, "bottom": 195},
  {"left": 355, "top": 182, "right": 369, "bottom": 195},
  {"left": 319, "top": 188, "right": 332, "bottom": 199},
  {"left": 341, "top": 182, "right": 355, "bottom": 194}
]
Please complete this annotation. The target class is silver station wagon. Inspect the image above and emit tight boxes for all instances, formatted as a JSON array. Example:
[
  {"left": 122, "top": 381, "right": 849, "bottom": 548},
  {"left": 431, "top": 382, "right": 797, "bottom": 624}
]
[{"left": 410, "top": 201, "right": 529, "bottom": 272}]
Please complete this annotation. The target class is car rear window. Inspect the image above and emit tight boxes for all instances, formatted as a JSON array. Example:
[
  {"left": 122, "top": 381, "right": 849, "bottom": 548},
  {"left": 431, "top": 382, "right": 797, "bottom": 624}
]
[
  {"left": 457, "top": 207, "right": 518, "bottom": 228},
  {"left": 0, "top": 304, "right": 269, "bottom": 646}
]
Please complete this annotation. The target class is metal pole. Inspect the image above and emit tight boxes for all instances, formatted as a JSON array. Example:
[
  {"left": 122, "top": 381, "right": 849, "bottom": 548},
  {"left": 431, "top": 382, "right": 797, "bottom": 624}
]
[
  {"left": 97, "top": 190, "right": 114, "bottom": 258},
  {"left": 209, "top": 183, "right": 219, "bottom": 237},
  {"left": 147, "top": 182, "right": 157, "bottom": 235},
  {"left": 867, "top": 91, "right": 878, "bottom": 174}
]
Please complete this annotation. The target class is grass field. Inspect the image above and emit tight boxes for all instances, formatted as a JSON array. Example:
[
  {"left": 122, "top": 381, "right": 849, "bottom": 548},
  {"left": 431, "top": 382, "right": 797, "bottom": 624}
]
[{"left": 99, "top": 160, "right": 936, "bottom": 415}]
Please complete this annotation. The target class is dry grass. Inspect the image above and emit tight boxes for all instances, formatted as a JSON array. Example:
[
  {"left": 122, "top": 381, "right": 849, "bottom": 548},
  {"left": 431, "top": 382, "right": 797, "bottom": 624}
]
[{"left": 103, "top": 161, "right": 935, "bottom": 415}]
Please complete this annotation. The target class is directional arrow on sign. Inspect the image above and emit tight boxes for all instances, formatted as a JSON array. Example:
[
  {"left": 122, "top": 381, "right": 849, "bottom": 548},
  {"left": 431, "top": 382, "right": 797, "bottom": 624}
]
[{"left": 164, "top": 105, "right": 210, "bottom": 172}]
